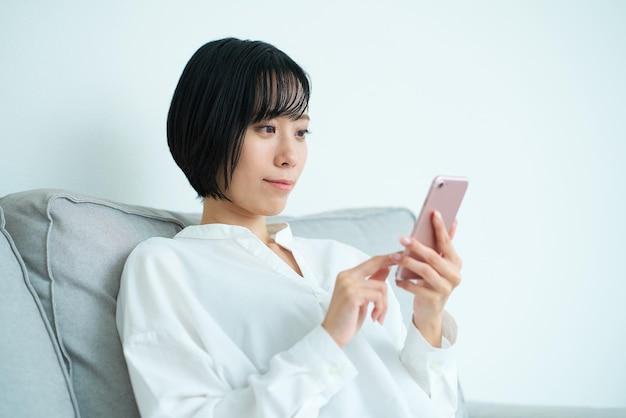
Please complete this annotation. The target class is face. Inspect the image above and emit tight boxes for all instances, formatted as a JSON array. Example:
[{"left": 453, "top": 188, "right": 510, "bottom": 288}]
[{"left": 222, "top": 114, "right": 309, "bottom": 218}]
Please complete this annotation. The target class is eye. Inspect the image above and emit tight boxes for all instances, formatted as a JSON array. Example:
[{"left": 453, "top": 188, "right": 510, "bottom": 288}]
[
  {"left": 295, "top": 129, "right": 310, "bottom": 139},
  {"left": 259, "top": 125, "right": 276, "bottom": 134}
]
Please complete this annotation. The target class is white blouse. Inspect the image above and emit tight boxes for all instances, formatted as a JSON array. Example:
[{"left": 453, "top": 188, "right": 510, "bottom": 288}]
[{"left": 116, "top": 223, "right": 458, "bottom": 418}]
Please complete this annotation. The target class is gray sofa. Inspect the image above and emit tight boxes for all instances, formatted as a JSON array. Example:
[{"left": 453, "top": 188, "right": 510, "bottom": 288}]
[{"left": 1, "top": 189, "right": 623, "bottom": 418}]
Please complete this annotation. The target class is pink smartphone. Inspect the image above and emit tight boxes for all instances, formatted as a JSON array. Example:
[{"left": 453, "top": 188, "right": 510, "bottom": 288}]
[{"left": 396, "top": 175, "right": 468, "bottom": 280}]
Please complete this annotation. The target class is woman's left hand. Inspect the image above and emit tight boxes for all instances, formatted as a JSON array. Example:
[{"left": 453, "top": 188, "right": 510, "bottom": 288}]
[{"left": 392, "top": 210, "right": 462, "bottom": 347}]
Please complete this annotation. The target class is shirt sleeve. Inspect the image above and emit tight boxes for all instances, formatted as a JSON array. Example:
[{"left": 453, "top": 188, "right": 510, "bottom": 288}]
[
  {"left": 116, "top": 241, "right": 357, "bottom": 418},
  {"left": 399, "top": 312, "right": 459, "bottom": 417}
]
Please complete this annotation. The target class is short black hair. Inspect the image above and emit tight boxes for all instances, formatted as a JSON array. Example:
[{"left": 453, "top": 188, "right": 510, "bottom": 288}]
[{"left": 167, "top": 38, "right": 311, "bottom": 199}]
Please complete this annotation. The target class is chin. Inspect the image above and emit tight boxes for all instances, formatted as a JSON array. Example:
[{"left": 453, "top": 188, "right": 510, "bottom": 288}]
[
  {"left": 262, "top": 207, "right": 286, "bottom": 217},
  {"left": 260, "top": 201, "right": 288, "bottom": 217}
]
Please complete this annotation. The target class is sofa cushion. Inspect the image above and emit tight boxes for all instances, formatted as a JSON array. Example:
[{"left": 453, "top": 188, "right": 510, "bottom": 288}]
[
  {"left": 0, "top": 205, "right": 78, "bottom": 417},
  {"left": 0, "top": 190, "right": 198, "bottom": 418}
]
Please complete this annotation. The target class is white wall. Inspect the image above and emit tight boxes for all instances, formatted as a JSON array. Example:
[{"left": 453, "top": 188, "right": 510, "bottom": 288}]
[{"left": 2, "top": 0, "right": 625, "bottom": 408}]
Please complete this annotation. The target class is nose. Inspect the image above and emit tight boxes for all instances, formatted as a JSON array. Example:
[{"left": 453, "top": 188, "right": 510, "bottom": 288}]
[{"left": 274, "top": 135, "right": 299, "bottom": 168}]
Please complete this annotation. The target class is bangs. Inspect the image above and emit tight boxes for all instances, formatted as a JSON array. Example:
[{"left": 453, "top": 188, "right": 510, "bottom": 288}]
[{"left": 251, "top": 68, "right": 310, "bottom": 123}]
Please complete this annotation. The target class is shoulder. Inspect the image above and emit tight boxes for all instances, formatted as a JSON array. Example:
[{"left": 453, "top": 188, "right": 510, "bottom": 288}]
[
  {"left": 130, "top": 235, "right": 177, "bottom": 254},
  {"left": 121, "top": 236, "right": 201, "bottom": 286},
  {"left": 124, "top": 236, "right": 182, "bottom": 265},
  {"left": 117, "top": 237, "right": 200, "bottom": 337}
]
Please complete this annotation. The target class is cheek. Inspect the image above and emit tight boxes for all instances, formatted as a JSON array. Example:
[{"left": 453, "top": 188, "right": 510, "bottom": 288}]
[
  {"left": 242, "top": 140, "right": 272, "bottom": 163},
  {"left": 300, "top": 144, "right": 308, "bottom": 167}
]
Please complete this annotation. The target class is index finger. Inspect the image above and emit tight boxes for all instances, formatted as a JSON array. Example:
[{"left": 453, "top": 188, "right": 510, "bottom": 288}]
[{"left": 348, "top": 255, "right": 396, "bottom": 280}]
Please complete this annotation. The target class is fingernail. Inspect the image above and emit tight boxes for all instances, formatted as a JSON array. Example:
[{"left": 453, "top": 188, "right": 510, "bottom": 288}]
[
  {"left": 390, "top": 253, "right": 402, "bottom": 261},
  {"left": 434, "top": 210, "right": 442, "bottom": 219},
  {"left": 400, "top": 236, "right": 412, "bottom": 245}
]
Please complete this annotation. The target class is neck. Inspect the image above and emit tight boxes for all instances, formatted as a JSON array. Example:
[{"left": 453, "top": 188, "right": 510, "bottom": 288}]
[{"left": 200, "top": 198, "right": 271, "bottom": 244}]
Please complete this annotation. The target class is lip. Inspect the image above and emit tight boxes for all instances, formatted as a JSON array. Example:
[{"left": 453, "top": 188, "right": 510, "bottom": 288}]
[{"left": 264, "top": 179, "right": 294, "bottom": 191}]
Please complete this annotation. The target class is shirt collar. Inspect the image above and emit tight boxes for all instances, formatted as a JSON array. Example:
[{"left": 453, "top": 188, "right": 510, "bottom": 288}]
[
  {"left": 269, "top": 222, "right": 294, "bottom": 249},
  {"left": 175, "top": 222, "right": 293, "bottom": 247}
]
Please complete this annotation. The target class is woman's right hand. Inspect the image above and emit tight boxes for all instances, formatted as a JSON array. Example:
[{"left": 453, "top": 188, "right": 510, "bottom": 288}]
[{"left": 322, "top": 255, "right": 397, "bottom": 348}]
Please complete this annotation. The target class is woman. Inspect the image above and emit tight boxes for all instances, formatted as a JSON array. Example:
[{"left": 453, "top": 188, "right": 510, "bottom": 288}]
[{"left": 116, "top": 37, "right": 462, "bottom": 418}]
